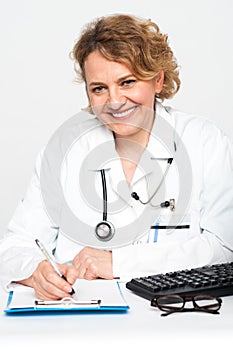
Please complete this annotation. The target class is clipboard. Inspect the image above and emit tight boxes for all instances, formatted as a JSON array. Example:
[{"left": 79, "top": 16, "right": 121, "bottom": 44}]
[{"left": 4, "top": 280, "right": 129, "bottom": 314}]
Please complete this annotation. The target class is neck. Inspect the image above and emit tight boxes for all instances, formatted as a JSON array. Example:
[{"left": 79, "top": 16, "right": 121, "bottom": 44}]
[
  {"left": 114, "top": 129, "right": 152, "bottom": 185},
  {"left": 115, "top": 113, "right": 155, "bottom": 158},
  {"left": 115, "top": 131, "right": 149, "bottom": 161},
  {"left": 114, "top": 110, "right": 155, "bottom": 185}
]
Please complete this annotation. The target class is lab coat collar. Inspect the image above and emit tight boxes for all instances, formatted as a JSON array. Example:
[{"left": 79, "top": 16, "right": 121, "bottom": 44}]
[
  {"left": 132, "top": 102, "right": 176, "bottom": 185},
  {"left": 147, "top": 102, "right": 176, "bottom": 159}
]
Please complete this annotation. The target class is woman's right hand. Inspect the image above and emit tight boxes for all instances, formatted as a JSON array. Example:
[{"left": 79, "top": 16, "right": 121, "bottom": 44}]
[{"left": 18, "top": 260, "right": 78, "bottom": 300}]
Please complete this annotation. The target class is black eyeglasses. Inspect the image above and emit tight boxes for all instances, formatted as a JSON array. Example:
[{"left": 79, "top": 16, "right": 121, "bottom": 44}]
[{"left": 151, "top": 294, "right": 222, "bottom": 317}]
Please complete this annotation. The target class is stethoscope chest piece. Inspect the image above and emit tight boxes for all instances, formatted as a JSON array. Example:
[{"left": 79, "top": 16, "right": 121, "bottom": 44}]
[{"left": 95, "top": 220, "right": 115, "bottom": 241}]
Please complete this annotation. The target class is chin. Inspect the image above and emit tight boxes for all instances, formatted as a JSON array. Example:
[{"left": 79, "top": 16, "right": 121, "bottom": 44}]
[{"left": 111, "top": 125, "right": 141, "bottom": 137}]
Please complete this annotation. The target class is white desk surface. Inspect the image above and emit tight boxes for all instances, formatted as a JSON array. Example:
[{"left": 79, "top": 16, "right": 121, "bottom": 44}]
[{"left": 0, "top": 282, "right": 232, "bottom": 349}]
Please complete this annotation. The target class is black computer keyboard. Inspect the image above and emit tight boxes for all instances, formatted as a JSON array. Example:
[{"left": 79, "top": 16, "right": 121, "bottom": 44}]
[{"left": 126, "top": 262, "right": 233, "bottom": 300}]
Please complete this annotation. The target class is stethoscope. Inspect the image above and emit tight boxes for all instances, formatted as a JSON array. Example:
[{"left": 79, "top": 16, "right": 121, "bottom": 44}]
[
  {"left": 95, "top": 158, "right": 175, "bottom": 241},
  {"left": 95, "top": 169, "right": 116, "bottom": 241}
]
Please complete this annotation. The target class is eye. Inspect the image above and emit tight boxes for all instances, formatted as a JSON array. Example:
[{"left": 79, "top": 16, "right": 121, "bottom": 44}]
[
  {"left": 121, "top": 79, "right": 137, "bottom": 87},
  {"left": 91, "top": 85, "right": 106, "bottom": 93}
]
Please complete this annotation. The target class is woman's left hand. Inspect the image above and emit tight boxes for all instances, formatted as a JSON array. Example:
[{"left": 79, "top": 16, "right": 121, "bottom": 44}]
[{"left": 72, "top": 247, "right": 113, "bottom": 280}]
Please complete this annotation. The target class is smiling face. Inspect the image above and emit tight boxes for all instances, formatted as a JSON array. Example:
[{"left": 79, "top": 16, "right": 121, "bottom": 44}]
[{"left": 84, "top": 51, "right": 164, "bottom": 145}]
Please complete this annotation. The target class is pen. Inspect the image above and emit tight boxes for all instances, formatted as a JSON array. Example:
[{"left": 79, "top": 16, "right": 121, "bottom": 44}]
[{"left": 35, "top": 239, "right": 75, "bottom": 295}]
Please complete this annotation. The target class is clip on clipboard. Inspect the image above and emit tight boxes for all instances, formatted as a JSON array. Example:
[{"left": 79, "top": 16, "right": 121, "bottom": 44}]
[{"left": 35, "top": 297, "right": 101, "bottom": 308}]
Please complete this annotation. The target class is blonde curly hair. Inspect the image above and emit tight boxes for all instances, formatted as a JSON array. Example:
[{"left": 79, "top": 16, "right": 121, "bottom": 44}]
[{"left": 71, "top": 14, "right": 180, "bottom": 107}]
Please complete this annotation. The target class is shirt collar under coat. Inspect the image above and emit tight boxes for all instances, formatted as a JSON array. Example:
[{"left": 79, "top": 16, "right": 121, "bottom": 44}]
[{"left": 135, "top": 102, "right": 176, "bottom": 183}]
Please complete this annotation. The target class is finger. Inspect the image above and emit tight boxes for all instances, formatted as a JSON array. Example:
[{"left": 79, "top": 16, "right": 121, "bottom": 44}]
[
  {"left": 46, "top": 271, "right": 74, "bottom": 294},
  {"left": 33, "top": 282, "right": 63, "bottom": 300},
  {"left": 76, "top": 262, "right": 88, "bottom": 279},
  {"left": 33, "top": 264, "right": 73, "bottom": 299},
  {"left": 34, "top": 275, "right": 73, "bottom": 300},
  {"left": 84, "top": 267, "right": 98, "bottom": 280},
  {"left": 59, "top": 264, "right": 78, "bottom": 285},
  {"left": 82, "top": 258, "right": 98, "bottom": 279},
  {"left": 72, "top": 255, "right": 79, "bottom": 266},
  {"left": 35, "top": 273, "right": 71, "bottom": 298},
  {"left": 42, "top": 261, "right": 75, "bottom": 293}
]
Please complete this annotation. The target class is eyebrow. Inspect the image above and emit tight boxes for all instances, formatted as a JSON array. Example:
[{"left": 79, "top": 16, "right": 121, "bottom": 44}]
[{"left": 88, "top": 74, "right": 135, "bottom": 87}]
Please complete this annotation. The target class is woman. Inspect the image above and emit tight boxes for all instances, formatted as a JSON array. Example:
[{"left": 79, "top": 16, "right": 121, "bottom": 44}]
[{"left": 0, "top": 14, "right": 232, "bottom": 300}]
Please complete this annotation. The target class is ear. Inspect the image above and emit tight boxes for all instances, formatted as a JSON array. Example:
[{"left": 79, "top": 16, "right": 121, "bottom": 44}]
[{"left": 154, "top": 71, "right": 164, "bottom": 94}]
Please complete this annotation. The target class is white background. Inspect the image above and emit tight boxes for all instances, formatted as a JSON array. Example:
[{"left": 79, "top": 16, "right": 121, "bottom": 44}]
[{"left": 0, "top": 0, "right": 233, "bottom": 238}]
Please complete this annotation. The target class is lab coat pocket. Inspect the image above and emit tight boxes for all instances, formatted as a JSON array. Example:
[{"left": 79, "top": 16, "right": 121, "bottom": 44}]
[{"left": 151, "top": 214, "right": 192, "bottom": 243}]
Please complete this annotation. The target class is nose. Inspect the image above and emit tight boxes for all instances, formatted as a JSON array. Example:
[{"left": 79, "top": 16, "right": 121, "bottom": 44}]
[{"left": 107, "top": 86, "right": 126, "bottom": 110}]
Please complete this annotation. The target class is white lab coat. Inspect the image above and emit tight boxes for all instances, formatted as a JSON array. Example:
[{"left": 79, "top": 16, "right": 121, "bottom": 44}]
[{"left": 0, "top": 102, "right": 233, "bottom": 289}]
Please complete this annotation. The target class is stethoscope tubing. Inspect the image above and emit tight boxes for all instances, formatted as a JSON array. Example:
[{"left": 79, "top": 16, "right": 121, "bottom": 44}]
[{"left": 100, "top": 169, "right": 108, "bottom": 221}]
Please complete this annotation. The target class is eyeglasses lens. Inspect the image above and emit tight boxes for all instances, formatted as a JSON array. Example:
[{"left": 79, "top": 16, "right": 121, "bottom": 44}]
[
  {"left": 157, "top": 295, "right": 184, "bottom": 312},
  {"left": 193, "top": 295, "right": 221, "bottom": 311}
]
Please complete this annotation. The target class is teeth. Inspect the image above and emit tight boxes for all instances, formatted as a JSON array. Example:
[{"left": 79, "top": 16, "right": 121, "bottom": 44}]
[{"left": 112, "top": 107, "right": 135, "bottom": 118}]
